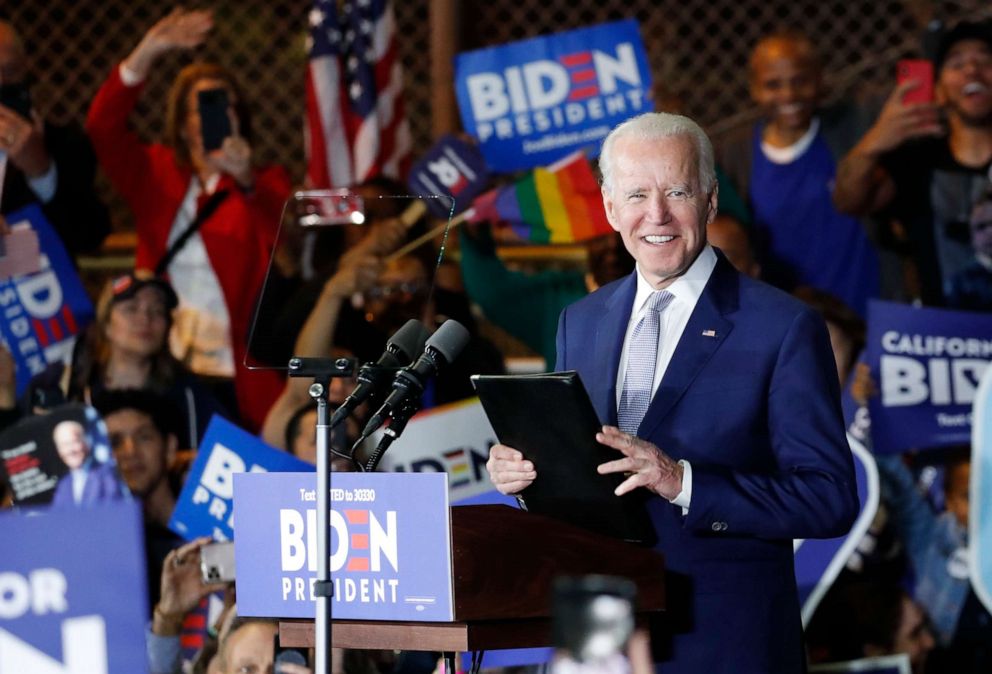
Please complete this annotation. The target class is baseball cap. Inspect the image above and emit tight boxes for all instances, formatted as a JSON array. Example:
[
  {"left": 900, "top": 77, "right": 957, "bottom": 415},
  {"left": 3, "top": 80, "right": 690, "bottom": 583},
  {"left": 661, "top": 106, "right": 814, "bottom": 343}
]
[
  {"left": 934, "top": 20, "right": 992, "bottom": 73},
  {"left": 110, "top": 272, "right": 179, "bottom": 310}
]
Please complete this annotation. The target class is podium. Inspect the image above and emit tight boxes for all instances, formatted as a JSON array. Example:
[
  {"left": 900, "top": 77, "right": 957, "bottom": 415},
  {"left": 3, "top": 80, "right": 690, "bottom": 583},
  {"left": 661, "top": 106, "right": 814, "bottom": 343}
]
[{"left": 279, "top": 503, "right": 665, "bottom": 652}]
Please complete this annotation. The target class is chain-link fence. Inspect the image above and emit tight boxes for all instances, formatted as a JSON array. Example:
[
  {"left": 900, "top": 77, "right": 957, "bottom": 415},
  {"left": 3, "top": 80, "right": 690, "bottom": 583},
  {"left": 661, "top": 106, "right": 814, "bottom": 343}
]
[{"left": 8, "top": 0, "right": 992, "bottom": 227}]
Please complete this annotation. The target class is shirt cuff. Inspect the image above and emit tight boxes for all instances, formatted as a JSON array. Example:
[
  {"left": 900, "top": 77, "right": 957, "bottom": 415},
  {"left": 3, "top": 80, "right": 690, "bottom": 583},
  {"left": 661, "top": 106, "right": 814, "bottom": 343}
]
[
  {"left": 27, "top": 162, "right": 57, "bottom": 203},
  {"left": 145, "top": 623, "right": 181, "bottom": 674},
  {"left": 669, "top": 459, "right": 692, "bottom": 514},
  {"left": 119, "top": 62, "right": 145, "bottom": 87}
]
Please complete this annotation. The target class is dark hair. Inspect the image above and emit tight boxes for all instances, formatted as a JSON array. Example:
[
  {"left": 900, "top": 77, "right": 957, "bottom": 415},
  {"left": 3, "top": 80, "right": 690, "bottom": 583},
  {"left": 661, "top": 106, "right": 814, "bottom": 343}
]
[
  {"left": 91, "top": 388, "right": 182, "bottom": 440},
  {"left": 70, "top": 276, "right": 182, "bottom": 399},
  {"left": 806, "top": 581, "right": 907, "bottom": 662},
  {"left": 934, "top": 20, "right": 992, "bottom": 73},
  {"left": 792, "top": 286, "right": 866, "bottom": 356},
  {"left": 218, "top": 617, "right": 278, "bottom": 668},
  {"left": 285, "top": 402, "right": 316, "bottom": 454},
  {"left": 165, "top": 62, "right": 252, "bottom": 169}
]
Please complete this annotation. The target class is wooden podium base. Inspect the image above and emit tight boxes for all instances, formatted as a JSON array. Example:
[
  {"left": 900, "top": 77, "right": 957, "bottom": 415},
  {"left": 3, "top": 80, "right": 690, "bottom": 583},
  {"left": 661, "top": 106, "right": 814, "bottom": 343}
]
[{"left": 281, "top": 618, "right": 553, "bottom": 652}]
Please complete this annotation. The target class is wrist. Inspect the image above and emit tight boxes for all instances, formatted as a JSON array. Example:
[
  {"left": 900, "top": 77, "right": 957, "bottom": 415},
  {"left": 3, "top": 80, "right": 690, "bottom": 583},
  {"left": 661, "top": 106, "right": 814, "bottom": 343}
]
[{"left": 152, "top": 603, "right": 185, "bottom": 636}]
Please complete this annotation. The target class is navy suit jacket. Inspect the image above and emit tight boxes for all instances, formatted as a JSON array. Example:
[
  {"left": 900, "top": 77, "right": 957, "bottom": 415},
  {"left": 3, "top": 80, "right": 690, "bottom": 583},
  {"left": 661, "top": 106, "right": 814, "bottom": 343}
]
[
  {"left": 51, "top": 460, "right": 124, "bottom": 507},
  {"left": 555, "top": 253, "right": 858, "bottom": 673}
]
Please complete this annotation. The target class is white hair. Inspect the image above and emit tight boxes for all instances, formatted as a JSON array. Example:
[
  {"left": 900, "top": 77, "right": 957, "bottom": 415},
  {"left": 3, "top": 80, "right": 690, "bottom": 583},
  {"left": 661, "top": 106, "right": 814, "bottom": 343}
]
[{"left": 598, "top": 112, "right": 717, "bottom": 196}]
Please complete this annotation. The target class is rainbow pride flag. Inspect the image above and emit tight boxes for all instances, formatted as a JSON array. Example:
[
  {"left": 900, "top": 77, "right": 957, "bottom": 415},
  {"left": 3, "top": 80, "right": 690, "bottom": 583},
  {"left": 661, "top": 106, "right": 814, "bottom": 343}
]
[{"left": 468, "top": 153, "right": 612, "bottom": 244}]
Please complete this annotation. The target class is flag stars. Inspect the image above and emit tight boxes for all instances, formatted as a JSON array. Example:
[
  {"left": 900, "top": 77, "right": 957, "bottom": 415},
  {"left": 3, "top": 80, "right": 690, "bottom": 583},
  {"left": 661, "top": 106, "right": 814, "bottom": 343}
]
[
  {"left": 350, "top": 82, "right": 363, "bottom": 100},
  {"left": 309, "top": 8, "right": 324, "bottom": 27}
]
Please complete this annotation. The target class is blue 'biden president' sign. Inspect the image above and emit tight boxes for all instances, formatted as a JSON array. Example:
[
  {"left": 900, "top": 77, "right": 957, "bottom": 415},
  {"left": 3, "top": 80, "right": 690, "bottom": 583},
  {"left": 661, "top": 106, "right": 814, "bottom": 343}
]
[
  {"left": 0, "top": 501, "right": 148, "bottom": 673},
  {"left": 455, "top": 19, "right": 652, "bottom": 172}
]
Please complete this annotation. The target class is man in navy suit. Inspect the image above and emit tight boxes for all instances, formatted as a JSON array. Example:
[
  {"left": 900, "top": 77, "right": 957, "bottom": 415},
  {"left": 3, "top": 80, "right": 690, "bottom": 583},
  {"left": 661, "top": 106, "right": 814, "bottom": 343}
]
[
  {"left": 50, "top": 419, "right": 123, "bottom": 506},
  {"left": 487, "top": 112, "right": 858, "bottom": 672}
]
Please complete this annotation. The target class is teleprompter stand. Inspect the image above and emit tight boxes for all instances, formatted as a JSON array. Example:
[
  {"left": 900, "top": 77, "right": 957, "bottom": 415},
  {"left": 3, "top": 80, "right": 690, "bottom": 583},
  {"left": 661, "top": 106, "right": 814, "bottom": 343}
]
[{"left": 286, "top": 355, "right": 355, "bottom": 674}]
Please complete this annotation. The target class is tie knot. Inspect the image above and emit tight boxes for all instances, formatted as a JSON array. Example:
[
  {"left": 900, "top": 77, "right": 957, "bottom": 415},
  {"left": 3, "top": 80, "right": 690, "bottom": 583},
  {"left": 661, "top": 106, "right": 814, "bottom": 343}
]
[{"left": 645, "top": 290, "right": 674, "bottom": 314}]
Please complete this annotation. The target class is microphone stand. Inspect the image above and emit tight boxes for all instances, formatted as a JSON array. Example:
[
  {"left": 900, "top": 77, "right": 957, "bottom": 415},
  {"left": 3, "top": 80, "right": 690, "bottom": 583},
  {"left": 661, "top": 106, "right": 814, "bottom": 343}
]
[{"left": 287, "top": 356, "right": 355, "bottom": 674}]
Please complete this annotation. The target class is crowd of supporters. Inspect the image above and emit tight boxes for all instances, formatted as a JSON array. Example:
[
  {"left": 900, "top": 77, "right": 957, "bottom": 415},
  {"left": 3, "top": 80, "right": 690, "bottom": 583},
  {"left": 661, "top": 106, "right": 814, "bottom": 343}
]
[{"left": 1, "top": 6, "right": 992, "bottom": 673}]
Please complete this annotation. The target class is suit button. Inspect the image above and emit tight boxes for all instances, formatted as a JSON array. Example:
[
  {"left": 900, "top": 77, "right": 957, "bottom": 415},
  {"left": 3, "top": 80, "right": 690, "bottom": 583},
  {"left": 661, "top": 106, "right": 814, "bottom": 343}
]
[{"left": 711, "top": 521, "right": 727, "bottom": 532}]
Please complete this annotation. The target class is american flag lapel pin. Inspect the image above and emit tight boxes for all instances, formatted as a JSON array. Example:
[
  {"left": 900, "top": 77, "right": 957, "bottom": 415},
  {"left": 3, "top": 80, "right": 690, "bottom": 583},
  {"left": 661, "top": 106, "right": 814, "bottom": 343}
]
[{"left": 702, "top": 329, "right": 717, "bottom": 337}]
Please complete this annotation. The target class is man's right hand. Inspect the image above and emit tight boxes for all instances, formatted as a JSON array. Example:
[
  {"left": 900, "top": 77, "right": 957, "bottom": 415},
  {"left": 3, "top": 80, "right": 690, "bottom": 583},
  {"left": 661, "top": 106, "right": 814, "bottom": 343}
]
[
  {"left": 124, "top": 8, "right": 214, "bottom": 80},
  {"left": 856, "top": 81, "right": 943, "bottom": 157},
  {"left": 486, "top": 444, "right": 536, "bottom": 495}
]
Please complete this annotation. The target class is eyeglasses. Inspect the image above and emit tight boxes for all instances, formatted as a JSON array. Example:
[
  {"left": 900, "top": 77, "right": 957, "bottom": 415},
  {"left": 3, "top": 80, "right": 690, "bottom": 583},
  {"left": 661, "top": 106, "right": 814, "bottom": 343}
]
[{"left": 365, "top": 282, "right": 427, "bottom": 300}]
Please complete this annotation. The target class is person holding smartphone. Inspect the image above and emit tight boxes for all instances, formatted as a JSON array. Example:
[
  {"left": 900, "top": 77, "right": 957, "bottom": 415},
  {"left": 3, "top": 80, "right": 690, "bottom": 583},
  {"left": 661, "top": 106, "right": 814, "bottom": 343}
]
[
  {"left": 0, "top": 20, "right": 110, "bottom": 257},
  {"left": 834, "top": 20, "right": 992, "bottom": 306},
  {"left": 86, "top": 8, "right": 290, "bottom": 431}
]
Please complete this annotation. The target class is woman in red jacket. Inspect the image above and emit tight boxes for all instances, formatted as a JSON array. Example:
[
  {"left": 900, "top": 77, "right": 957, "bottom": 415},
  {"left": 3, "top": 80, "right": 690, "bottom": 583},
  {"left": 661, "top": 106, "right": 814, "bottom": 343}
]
[{"left": 86, "top": 8, "right": 289, "bottom": 431}]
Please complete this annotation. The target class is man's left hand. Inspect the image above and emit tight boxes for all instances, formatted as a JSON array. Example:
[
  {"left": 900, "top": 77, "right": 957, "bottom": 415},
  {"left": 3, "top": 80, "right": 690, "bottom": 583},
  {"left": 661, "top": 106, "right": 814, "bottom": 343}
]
[
  {"left": 596, "top": 425, "right": 683, "bottom": 499},
  {"left": 0, "top": 106, "right": 51, "bottom": 178}
]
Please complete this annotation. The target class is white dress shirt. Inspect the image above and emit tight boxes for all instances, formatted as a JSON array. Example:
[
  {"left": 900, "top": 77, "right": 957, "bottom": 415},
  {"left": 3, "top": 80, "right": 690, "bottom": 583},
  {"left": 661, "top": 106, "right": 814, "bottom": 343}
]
[{"left": 615, "top": 245, "right": 719, "bottom": 511}]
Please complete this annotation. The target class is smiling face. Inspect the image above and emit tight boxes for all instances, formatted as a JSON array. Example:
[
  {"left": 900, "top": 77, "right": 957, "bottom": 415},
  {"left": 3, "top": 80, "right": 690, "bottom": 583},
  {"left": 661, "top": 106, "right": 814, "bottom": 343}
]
[
  {"left": 601, "top": 134, "right": 717, "bottom": 289},
  {"left": 749, "top": 36, "right": 822, "bottom": 139},
  {"left": 105, "top": 286, "right": 170, "bottom": 360},
  {"left": 938, "top": 39, "right": 992, "bottom": 125},
  {"left": 53, "top": 421, "right": 89, "bottom": 470}
]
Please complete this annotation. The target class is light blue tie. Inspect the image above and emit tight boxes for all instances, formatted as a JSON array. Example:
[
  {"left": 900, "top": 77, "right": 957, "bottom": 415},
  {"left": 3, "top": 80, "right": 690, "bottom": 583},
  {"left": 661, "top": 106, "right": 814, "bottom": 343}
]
[{"left": 618, "top": 290, "right": 674, "bottom": 435}]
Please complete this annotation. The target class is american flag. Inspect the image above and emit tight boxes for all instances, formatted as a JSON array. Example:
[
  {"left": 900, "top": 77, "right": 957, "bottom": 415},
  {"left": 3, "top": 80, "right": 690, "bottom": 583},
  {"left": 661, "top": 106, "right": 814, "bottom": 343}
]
[{"left": 305, "top": 0, "right": 412, "bottom": 188}]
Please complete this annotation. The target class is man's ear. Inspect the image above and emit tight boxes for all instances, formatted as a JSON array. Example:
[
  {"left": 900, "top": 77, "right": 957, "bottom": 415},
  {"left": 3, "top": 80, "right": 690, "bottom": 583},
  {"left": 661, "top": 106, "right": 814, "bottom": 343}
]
[
  {"left": 165, "top": 433, "right": 179, "bottom": 466},
  {"left": 706, "top": 186, "right": 719, "bottom": 225},
  {"left": 602, "top": 186, "right": 621, "bottom": 232}
]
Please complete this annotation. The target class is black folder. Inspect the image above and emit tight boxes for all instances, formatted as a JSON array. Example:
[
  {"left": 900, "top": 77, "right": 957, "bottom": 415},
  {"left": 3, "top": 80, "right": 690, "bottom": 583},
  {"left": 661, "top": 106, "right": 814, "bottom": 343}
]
[{"left": 471, "top": 371, "right": 656, "bottom": 545}]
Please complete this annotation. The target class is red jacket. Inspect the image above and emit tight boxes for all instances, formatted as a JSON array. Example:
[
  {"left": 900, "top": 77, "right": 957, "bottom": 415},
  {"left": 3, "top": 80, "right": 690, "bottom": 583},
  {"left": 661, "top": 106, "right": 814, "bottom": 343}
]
[{"left": 87, "top": 65, "right": 288, "bottom": 431}]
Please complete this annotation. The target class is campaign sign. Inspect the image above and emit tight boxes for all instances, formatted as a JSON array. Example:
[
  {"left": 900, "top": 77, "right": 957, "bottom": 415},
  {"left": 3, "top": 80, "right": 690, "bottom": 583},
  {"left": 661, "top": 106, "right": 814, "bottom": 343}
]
[
  {"left": 972, "top": 364, "right": 992, "bottom": 615},
  {"left": 168, "top": 416, "right": 313, "bottom": 541},
  {"left": 0, "top": 205, "right": 94, "bottom": 396},
  {"left": 0, "top": 403, "right": 121, "bottom": 507},
  {"left": 378, "top": 398, "right": 499, "bottom": 502},
  {"left": 407, "top": 135, "right": 491, "bottom": 219},
  {"left": 865, "top": 300, "right": 992, "bottom": 454},
  {"left": 234, "top": 471, "right": 454, "bottom": 621},
  {"left": 0, "top": 501, "right": 149, "bottom": 673},
  {"left": 455, "top": 19, "right": 652, "bottom": 172},
  {"left": 795, "top": 435, "right": 879, "bottom": 626}
]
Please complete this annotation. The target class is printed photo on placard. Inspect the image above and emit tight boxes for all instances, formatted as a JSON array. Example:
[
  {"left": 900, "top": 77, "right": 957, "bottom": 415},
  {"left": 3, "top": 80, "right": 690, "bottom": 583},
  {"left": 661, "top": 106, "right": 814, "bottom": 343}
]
[{"left": 0, "top": 403, "right": 123, "bottom": 507}]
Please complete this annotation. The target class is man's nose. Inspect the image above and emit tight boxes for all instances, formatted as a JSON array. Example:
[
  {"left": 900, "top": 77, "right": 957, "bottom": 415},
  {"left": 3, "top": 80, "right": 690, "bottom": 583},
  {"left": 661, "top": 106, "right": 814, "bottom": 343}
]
[{"left": 645, "top": 194, "right": 670, "bottom": 223}]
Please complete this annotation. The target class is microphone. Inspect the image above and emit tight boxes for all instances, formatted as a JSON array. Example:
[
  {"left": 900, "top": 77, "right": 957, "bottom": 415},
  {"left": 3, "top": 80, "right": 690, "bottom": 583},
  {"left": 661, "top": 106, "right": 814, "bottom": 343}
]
[
  {"left": 329, "top": 319, "right": 430, "bottom": 429},
  {"left": 360, "top": 319, "right": 471, "bottom": 441}
]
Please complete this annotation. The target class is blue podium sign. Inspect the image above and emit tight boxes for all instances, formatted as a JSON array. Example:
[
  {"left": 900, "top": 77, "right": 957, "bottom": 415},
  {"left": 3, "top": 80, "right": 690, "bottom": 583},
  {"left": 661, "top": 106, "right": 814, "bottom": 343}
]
[{"left": 234, "top": 472, "right": 453, "bottom": 621}]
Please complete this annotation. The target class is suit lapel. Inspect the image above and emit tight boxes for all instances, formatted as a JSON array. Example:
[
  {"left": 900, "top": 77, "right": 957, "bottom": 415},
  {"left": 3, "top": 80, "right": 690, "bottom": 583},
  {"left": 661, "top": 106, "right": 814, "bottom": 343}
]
[
  {"left": 638, "top": 257, "right": 739, "bottom": 439},
  {"left": 590, "top": 274, "right": 637, "bottom": 426}
]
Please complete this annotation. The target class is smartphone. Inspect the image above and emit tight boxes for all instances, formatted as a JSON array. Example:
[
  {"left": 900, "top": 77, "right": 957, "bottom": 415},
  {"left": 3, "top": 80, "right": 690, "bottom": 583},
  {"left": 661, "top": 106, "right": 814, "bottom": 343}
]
[
  {"left": 897, "top": 59, "right": 934, "bottom": 105},
  {"left": 294, "top": 190, "right": 366, "bottom": 226},
  {"left": 198, "top": 88, "right": 233, "bottom": 152},
  {"left": 273, "top": 633, "right": 308, "bottom": 673},
  {"left": 200, "top": 541, "right": 236, "bottom": 583},
  {"left": 0, "top": 83, "right": 32, "bottom": 120}
]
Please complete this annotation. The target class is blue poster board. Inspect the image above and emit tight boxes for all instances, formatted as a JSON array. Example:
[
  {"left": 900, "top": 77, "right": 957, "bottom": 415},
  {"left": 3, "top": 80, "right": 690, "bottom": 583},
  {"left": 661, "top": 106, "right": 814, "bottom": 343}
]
[
  {"left": 455, "top": 20, "right": 652, "bottom": 172},
  {"left": 168, "top": 416, "right": 313, "bottom": 541},
  {"left": 0, "top": 501, "right": 148, "bottom": 673},
  {"left": 865, "top": 300, "right": 992, "bottom": 454},
  {"left": 0, "top": 205, "right": 94, "bottom": 396}
]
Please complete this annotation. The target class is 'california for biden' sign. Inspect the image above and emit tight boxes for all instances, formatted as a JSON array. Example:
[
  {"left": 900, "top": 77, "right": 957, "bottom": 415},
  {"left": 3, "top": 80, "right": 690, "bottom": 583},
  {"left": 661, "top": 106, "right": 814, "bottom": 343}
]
[
  {"left": 865, "top": 300, "right": 992, "bottom": 453},
  {"left": 455, "top": 20, "right": 652, "bottom": 172}
]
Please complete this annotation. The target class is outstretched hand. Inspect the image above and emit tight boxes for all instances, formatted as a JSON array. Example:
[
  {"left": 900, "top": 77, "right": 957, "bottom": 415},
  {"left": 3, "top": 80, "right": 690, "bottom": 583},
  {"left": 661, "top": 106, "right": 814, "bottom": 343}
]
[
  {"left": 153, "top": 537, "right": 228, "bottom": 636},
  {"left": 596, "top": 426, "right": 683, "bottom": 499},
  {"left": 124, "top": 8, "right": 214, "bottom": 80}
]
